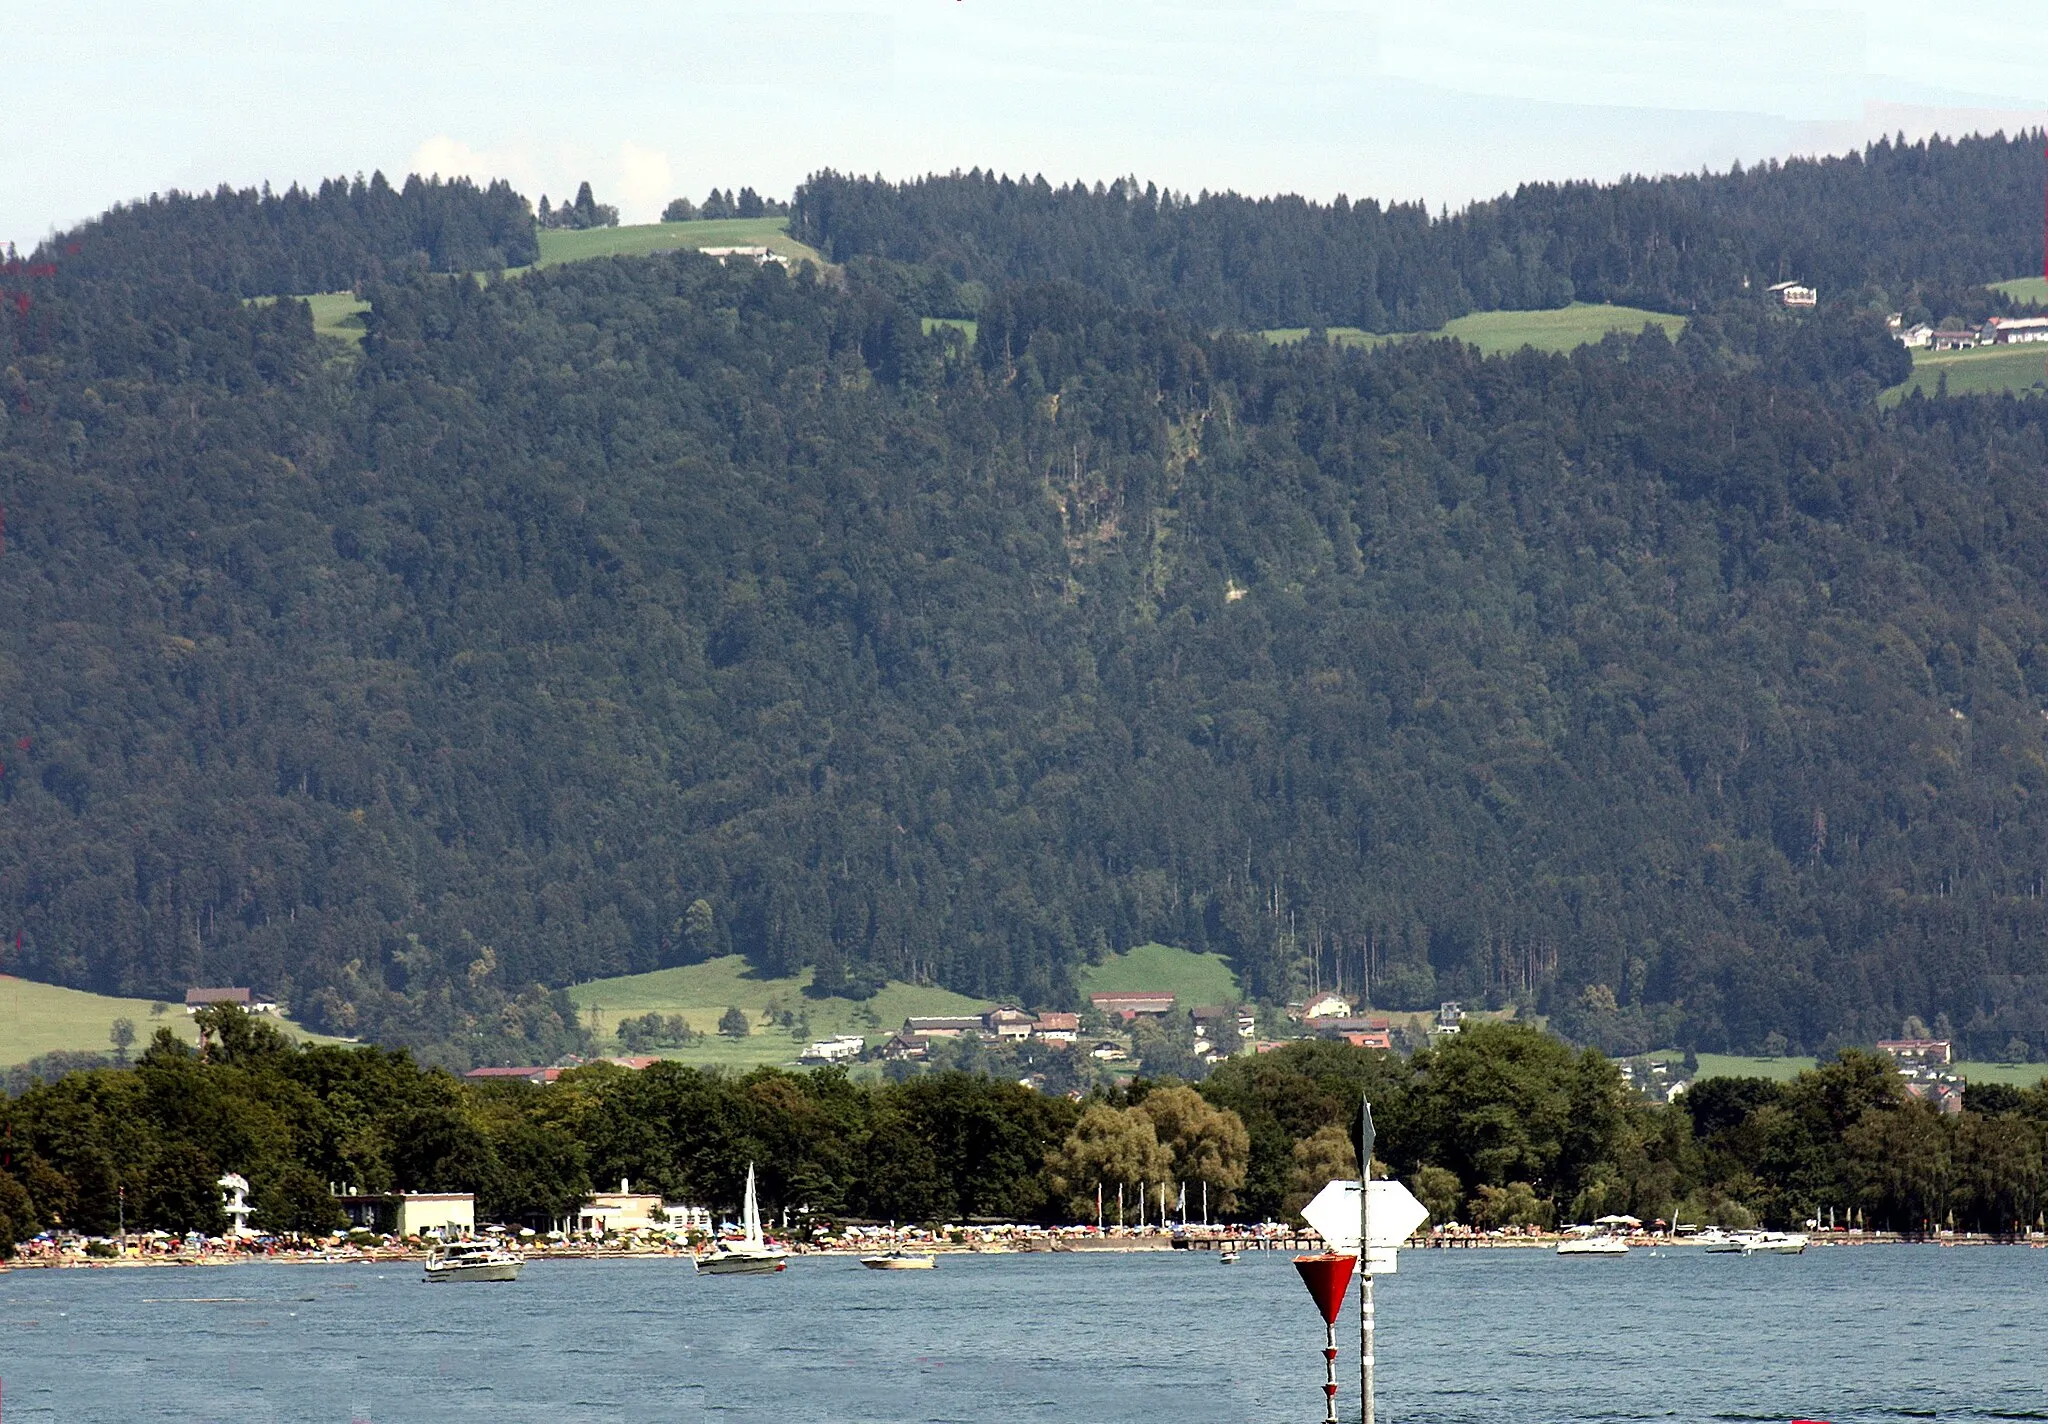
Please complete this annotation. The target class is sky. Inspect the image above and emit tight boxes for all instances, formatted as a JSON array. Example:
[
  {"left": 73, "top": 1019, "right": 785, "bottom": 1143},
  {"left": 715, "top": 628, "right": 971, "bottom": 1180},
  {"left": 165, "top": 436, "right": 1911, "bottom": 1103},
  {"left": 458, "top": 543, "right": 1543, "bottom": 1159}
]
[{"left": 6, "top": 0, "right": 2048, "bottom": 248}]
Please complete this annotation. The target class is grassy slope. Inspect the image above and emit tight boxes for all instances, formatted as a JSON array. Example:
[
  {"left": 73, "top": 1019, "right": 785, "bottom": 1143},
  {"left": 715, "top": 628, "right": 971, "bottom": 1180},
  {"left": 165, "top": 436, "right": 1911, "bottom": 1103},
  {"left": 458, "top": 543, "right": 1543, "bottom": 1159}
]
[
  {"left": 1990, "top": 276, "right": 2048, "bottom": 303},
  {"left": 1883, "top": 342, "right": 2048, "bottom": 404},
  {"left": 0, "top": 974, "right": 334, "bottom": 1066},
  {"left": 567, "top": 955, "right": 989, "bottom": 1069},
  {"left": 1076, "top": 942, "right": 1240, "bottom": 1005},
  {"left": 528, "top": 218, "right": 826, "bottom": 271},
  {"left": 1263, "top": 304, "right": 1684, "bottom": 356},
  {"left": 1650, "top": 1049, "right": 2045, "bottom": 1086}
]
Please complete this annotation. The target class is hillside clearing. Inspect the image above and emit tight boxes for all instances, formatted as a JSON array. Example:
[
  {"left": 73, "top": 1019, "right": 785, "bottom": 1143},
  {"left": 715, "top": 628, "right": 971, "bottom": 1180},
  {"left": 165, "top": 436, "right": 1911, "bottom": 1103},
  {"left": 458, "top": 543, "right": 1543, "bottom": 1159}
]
[
  {"left": 527, "top": 218, "right": 826, "bottom": 271},
  {"left": 567, "top": 956, "right": 989, "bottom": 1068},
  {"left": 1990, "top": 276, "right": 2048, "bottom": 303},
  {"left": 1882, "top": 342, "right": 2048, "bottom": 404},
  {"left": 1077, "top": 942, "right": 1240, "bottom": 1005},
  {"left": 1650, "top": 1050, "right": 2044, "bottom": 1087},
  {"left": 1263, "top": 304, "right": 1685, "bottom": 357}
]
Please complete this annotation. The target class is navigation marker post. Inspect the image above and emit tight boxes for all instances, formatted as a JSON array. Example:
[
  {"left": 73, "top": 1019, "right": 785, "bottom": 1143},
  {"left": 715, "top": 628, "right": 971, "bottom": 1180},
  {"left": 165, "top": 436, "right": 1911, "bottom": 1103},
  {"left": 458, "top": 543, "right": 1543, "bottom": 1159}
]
[
  {"left": 1292, "top": 1250, "right": 1357, "bottom": 1424},
  {"left": 1299, "top": 1122, "right": 1430, "bottom": 1424},
  {"left": 1360, "top": 1100, "right": 1373, "bottom": 1424}
]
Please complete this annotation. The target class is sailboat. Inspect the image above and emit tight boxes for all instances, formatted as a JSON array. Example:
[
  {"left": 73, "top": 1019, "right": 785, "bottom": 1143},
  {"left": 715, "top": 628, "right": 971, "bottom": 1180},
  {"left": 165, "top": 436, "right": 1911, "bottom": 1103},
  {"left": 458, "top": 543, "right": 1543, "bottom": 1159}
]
[{"left": 695, "top": 1164, "right": 788, "bottom": 1275}]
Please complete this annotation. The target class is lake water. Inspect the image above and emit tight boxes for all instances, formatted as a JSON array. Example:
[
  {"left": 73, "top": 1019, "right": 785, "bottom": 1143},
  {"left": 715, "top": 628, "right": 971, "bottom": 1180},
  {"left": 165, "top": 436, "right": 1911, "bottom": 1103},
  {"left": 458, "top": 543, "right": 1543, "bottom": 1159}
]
[{"left": 1, "top": 1244, "right": 2041, "bottom": 1422}]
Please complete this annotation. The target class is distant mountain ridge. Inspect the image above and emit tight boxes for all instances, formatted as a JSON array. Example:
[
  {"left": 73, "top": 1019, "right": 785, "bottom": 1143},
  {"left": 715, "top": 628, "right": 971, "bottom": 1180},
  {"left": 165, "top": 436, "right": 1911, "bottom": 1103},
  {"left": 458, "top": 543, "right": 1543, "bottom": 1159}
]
[{"left": 793, "top": 131, "right": 2048, "bottom": 330}]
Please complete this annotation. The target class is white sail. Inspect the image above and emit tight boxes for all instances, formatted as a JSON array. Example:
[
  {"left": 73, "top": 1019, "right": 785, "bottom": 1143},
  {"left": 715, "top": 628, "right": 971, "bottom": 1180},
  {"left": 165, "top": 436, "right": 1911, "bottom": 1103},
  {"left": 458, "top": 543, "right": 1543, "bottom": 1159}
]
[{"left": 742, "top": 1164, "right": 765, "bottom": 1250}]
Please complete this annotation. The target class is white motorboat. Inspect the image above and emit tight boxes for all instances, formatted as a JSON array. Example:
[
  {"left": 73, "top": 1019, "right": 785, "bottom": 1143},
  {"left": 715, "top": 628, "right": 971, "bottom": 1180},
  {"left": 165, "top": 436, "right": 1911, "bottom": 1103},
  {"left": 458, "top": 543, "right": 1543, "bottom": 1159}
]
[
  {"left": 423, "top": 1240, "right": 524, "bottom": 1283},
  {"left": 696, "top": 1164, "right": 788, "bottom": 1275},
  {"left": 1557, "top": 1233, "right": 1630, "bottom": 1256},
  {"left": 859, "top": 1251, "right": 936, "bottom": 1270},
  {"left": 1693, "top": 1227, "right": 1746, "bottom": 1252},
  {"left": 1218, "top": 1250, "right": 1240, "bottom": 1264},
  {"left": 1740, "top": 1231, "right": 1808, "bottom": 1255}
]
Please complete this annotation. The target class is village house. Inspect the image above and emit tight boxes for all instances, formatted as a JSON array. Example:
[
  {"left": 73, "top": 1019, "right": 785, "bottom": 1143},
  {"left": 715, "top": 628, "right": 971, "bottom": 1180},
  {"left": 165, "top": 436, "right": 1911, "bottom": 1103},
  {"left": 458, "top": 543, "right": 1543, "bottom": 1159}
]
[
  {"left": 1296, "top": 992, "right": 1351, "bottom": 1021},
  {"left": 1088, "top": 991, "right": 1176, "bottom": 1021},
  {"left": 1309, "top": 1014, "right": 1392, "bottom": 1037},
  {"left": 799, "top": 1034, "right": 867, "bottom": 1064},
  {"left": 1031, "top": 1011, "right": 1081, "bottom": 1042},
  {"left": 1930, "top": 326, "right": 1979, "bottom": 351},
  {"left": 903, "top": 1015, "right": 985, "bottom": 1039},
  {"left": 698, "top": 244, "right": 789, "bottom": 267},
  {"left": 1436, "top": 1001, "right": 1465, "bottom": 1034},
  {"left": 983, "top": 1006, "right": 1036, "bottom": 1041},
  {"left": 1767, "top": 280, "right": 1817, "bottom": 307},
  {"left": 1089, "top": 1040, "right": 1129, "bottom": 1061},
  {"left": 185, "top": 986, "right": 278, "bottom": 1014},
  {"left": 1986, "top": 315, "right": 2048, "bottom": 344},
  {"left": 463, "top": 1065, "right": 564, "bottom": 1085},
  {"left": 881, "top": 1032, "right": 929, "bottom": 1061}
]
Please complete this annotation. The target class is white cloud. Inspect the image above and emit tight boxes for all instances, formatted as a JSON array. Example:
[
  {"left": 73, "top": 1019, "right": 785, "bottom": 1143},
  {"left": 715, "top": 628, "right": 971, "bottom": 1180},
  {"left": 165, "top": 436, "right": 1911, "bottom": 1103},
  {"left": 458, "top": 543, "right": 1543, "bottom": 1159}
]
[{"left": 615, "top": 143, "right": 676, "bottom": 224}]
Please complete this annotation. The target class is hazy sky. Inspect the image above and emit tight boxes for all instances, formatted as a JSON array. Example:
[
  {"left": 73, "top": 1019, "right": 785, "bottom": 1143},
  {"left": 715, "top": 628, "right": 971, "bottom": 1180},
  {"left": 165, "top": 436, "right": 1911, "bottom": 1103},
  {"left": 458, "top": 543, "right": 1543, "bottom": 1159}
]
[{"left": 7, "top": 0, "right": 2048, "bottom": 248}]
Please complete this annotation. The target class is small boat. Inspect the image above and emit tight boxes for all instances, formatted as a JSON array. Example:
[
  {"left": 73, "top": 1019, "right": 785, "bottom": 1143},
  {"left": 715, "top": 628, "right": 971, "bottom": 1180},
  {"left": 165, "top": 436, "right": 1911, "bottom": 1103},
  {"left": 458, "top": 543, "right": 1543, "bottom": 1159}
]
[
  {"left": 1740, "top": 1231, "right": 1808, "bottom": 1255},
  {"left": 1218, "top": 1250, "right": 1240, "bottom": 1265},
  {"left": 696, "top": 1164, "right": 788, "bottom": 1276},
  {"left": 1693, "top": 1228, "right": 1745, "bottom": 1252},
  {"left": 860, "top": 1251, "right": 936, "bottom": 1270},
  {"left": 1557, "top": 1233, "right": 1630, "bottom": 1257},
  {"left": 423, "top": 1240, "right": 524, "bottom": 1283}
]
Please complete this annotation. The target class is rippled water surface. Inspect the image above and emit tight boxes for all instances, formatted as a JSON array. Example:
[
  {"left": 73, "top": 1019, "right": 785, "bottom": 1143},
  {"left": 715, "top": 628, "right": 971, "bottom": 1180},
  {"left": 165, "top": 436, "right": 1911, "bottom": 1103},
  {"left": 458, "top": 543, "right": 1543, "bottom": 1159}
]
[{"left": 1, "top": 1244, "right": 2040, "bottom": 1422}]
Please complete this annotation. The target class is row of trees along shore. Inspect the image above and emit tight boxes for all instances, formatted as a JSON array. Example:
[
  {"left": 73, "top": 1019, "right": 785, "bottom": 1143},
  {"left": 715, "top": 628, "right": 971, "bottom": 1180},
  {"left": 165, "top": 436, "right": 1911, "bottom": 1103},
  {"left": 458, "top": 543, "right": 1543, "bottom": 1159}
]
[{"left": 2, "top": 1012, "right": 2042, "bottom": 1256}]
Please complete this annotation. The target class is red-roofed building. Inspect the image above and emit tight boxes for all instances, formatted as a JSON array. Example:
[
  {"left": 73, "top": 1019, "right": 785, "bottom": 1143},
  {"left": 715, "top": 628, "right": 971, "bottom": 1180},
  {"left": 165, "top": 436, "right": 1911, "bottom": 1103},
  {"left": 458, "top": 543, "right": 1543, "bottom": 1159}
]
[{"left": 1032, "top": 1012, "right": 1081, "bottom": 1042}]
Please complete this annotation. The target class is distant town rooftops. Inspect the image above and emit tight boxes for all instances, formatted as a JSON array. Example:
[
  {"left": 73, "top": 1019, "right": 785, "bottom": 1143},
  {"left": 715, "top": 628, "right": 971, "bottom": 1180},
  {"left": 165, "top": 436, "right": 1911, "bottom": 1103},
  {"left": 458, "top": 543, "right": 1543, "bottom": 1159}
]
[{"left": 1876, "top": 1038, "right": 1952, "bottom": 1064}]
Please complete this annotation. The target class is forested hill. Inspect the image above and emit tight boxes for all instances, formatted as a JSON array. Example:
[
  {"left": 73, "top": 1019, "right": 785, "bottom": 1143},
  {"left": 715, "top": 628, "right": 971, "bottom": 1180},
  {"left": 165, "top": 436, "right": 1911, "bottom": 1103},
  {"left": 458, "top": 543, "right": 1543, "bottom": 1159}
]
[
  {"left": 32, "top": 173, "right": 537, "bottom": 299},
  {"left": 3, "top": 175, "right": 2048, "bottom": 1065},
  {"left": 793, "top": 131, "right": 2048, "bottom": 330}
]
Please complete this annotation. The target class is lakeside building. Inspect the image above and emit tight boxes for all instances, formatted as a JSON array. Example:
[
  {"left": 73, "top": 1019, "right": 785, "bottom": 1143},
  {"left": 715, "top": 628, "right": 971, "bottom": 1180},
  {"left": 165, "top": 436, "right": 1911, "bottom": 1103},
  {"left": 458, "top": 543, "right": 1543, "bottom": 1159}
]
[
  {"left": 333, "top": 1189, "right": 476, "bottom": 1237},
  {"left": 1768, "top": 280, "right": 1817, "bottom": 307}
]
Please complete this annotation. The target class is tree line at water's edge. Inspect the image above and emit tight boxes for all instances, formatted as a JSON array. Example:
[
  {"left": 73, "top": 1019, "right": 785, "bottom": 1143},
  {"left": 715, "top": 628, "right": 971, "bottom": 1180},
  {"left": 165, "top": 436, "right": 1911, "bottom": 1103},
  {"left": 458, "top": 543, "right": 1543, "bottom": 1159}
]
[
  {"left": 6, "top": 160, "right": 2048, "bottom": 1066},
  {"left": 0, "top": 1015, "right": 2034, "bottom": 1255}
]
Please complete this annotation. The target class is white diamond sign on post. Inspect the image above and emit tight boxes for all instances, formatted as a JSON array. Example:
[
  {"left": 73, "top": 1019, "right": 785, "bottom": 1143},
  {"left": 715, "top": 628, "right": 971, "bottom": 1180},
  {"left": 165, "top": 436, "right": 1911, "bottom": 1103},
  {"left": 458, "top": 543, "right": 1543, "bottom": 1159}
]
[{"left": 1301, "top": 1178, "right": 1431, "bottom": 1274}]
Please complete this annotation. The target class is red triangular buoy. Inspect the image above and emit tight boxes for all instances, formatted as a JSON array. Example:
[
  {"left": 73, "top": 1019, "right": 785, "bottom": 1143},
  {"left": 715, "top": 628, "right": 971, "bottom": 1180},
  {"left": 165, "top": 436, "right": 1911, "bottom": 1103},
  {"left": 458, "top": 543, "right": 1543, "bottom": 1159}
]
[{"left": 1293, "top": 1252, "right": 1357, "bottom": 1325}]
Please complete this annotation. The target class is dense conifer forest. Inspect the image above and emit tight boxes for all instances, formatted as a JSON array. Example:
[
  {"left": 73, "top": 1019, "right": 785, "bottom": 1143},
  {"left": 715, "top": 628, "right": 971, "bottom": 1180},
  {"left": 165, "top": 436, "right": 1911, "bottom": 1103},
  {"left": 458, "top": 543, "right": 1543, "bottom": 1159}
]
[
  {"left": 4, "top": 152, "right": 2048, "bottom": 1065},
  {"left": 793, "top": 131, "right": 2048, "bottom": 329}
]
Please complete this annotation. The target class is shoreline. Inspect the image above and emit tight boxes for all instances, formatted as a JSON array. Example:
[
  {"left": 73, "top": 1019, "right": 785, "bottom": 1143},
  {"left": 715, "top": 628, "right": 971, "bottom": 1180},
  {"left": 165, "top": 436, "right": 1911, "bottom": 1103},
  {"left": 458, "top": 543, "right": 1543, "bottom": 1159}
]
[{"left": 4, "top": 1228, "right": 2030, "bottom": 1271}]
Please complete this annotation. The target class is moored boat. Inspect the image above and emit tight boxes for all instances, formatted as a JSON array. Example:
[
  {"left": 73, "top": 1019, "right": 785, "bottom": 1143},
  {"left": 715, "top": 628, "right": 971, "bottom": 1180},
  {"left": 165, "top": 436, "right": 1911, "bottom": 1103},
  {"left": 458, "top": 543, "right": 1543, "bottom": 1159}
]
[
  {"left": 696, "top": 1164, "right": 788, "bottom": 1276},
  {"left": 423, "top": 1240, "right": 524, "bottom": 1283},
  {"left": 1740, "top": 1231, "right": 1808, "bottom": 1255},
  {"left": 1557, "top": 1233, "right": 1630, "bottom": 1257},
  {"left": 860, "top": 1251, "right": 936, "bottom": 1270}
]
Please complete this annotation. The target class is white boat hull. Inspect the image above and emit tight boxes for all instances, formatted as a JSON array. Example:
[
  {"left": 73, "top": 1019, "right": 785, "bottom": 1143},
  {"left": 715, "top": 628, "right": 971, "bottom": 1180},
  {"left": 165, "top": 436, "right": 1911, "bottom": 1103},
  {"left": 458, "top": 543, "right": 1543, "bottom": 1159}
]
[
  {"left": 1557, "top": 1238, "right": 1630, "bottom": 1256},
  {"left": 860, "top": 1254, "right": 935, "bottom": 1270},
  {"left": 696, "top": 1250, "right": 787, "bottom": 1275},
  {"left": 424, "top": 1259, "right": 523, "bottom": 1282}
]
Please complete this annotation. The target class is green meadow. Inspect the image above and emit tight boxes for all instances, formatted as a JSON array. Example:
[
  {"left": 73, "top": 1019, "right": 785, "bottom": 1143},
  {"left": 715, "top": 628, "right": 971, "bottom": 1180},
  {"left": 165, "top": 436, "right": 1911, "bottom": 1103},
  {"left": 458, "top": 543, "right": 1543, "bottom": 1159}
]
[
  {"left": 1076, "top": 942, "right": 1240, "bottom": 1006},
  {"left": 1264, "top": 303, "right": 1685, "bottom": 357},
  {"left": 527, "top": 217, "right": 826, "bottom": 271},
  {"left": 1883, "top": 341, "right": 2048, "bottom": 404},
  {"left": 1649, "top": 1049, "right": 2045, "bottom": 1087},
  {"left": 567, "top": 955, "right": 990, "bottom": 1069},
  {"left": 1989, "top": 276, "right": 2048, "bottom": 303},
  {"left": 0, "top": 974, "right": 333, "bottom": 1067},
  {"left": 921, "top": 316, "right": 978, "bottom": 345}
]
